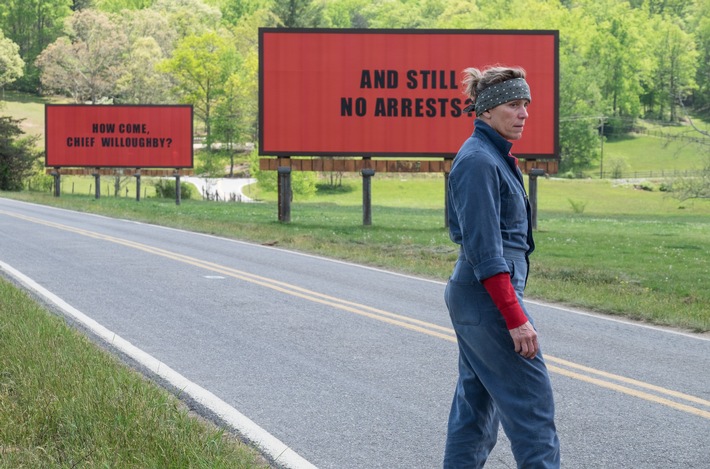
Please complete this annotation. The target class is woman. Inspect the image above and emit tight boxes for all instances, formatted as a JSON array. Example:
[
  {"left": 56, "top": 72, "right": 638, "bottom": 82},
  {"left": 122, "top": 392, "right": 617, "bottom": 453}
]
[{"left": 444, "top": 65, "right": 560, "bottom": 468}]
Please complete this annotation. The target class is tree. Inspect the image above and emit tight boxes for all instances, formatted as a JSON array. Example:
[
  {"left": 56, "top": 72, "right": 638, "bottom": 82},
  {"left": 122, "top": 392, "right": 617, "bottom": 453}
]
[
  {"left": 159, "top": 30, "right": 236, "bottom": 148},
  {"left": 322, "top": 0, "right": 371, "bottom": 27},
  {"left": 115, "top": 37, "right": 173, "bottom": 104},
  {"left": 272, "top": 0, "right": 325, "bottom": 28},
  {"left": 0, "top": 116, "right": 41, "bottom": 191},
  {"left": 670, "top": 156, "right": 710, "bottom": 201},
  {"left": 669, "top": 103, "right": 710, "bottom": 200},
  {"left": 645, "top": 16, "right": 698, "bottom": 121},
  {"left": 35, "top": 9, "right": 128, "bottom": 103},
  {"left": 219, "top": 0, "right": 270, "bottom": 25},
  {"left": 633, "top": 0, "right": 691, "bottom": 17},
  {"left": 72, "top": 0, "right": 95, "bottom": 10},
  {"left": 432, "top": 0, "right": 480, "bottom": 29},
  {"left": 210, "top": 9, "right": 268, "bottom": 175},
  {"left": 212, "top": 53, "right": 258, "bottom": 176},
  {"left": 121, "top": 8, "right": 178, "bottom": 56},
  {"left": 0, "top": 30, "right": 25, "bottom": 89},
  {"left": 94, "top": 0, "right": 153, "bottom": 13},
  {"left": 360, "top": 0, "right": 437, "bottom": 28},
  {"left": 151, "top": 0, "right": 222, "bottom": 38},
  {"left": 0, "top": 0, "right": 73, "bottom": 91},
  {"left": 689, "top": 0, "right": 710, "bottom": 113}
]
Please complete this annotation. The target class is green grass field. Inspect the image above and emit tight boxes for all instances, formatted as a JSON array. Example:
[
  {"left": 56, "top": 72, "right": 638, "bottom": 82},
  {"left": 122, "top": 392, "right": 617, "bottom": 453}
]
[
  {"left": 1, "top": 90, "right": 68, "bottom": 147},
  {"left": 586, "top": 117, "right": 710, "bottom": 177}
]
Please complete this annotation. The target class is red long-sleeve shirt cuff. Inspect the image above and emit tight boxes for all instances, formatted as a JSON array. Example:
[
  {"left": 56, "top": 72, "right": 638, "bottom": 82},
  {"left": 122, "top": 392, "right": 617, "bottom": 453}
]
[{"left": 482, "top": 272, "right": 528, "bottom": 330}]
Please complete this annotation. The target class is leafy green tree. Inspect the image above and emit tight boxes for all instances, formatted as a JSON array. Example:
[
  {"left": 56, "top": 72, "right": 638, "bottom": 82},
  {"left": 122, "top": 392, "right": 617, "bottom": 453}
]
[
  {"left": 218, "top": 0, "right": 271, "bottom": 25},
  {"left": 159, "top": 30, "right": 236, "bottom": 148},
  {"left": 213, "top": 53, "right": 258, "bottom": 176},
  {"left": 151, "top": 0, "right": 222, "bottom": 38},
  {"left": 580, "top": 0, "right": 649, "bottom": 118},
  {"left": 0, "top": 0, "right": 73, "bottom": 91},
  {"left": 0, "top": 116, "right": 41, "bottom": 191},
  {"left": 72, "top": 0, "right": 95, "bottom": 10},
  {"left": 645, "top": 15, "right": 698, "bottom": 121},
  {"left": 272, "top": 0, "right": 325, "bottom": 28},
  {"left": 210, "top": 8, "right": 271, "bottom": 165},
  {"left": 633, "top": 0, "right": 691, "bottom": 17},
  {"left": 322, "top": 0, "right": 371, "bottom": 27},
  {"left": 115, "top": 37, "right": 173, "bottom": 104},
  {"left": 360, "top": 0, "right": 435, "bottom": 28},
  {"left": 210, "top": 8, "right": 273, "bottom": 175},
  {"left": 121, "top": 7, "right": 178, "bottom": 56},
  {"left": 95, "top": 0, "right": 154, "bottom": 13},
  {"left": 0, "top": 30, "right": 25, "bottom": 88},
  {"left": 557, "top": 7, "right": 609, "bottom": 173},
  {"left": 35, "top": 9, "right": 128, "bottom": 103},
  {"left": 432, "top": 0, "right": 481, "bottom": 28},
  {"left": 689, "top": 0, "right": 710, "bottom": 113}
]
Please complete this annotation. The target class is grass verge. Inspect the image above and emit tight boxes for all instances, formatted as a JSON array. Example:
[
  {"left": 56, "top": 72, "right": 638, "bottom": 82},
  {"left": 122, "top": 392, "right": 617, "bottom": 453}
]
[{"left": 0, "top": 277, "right": 269, "bottom": 468}]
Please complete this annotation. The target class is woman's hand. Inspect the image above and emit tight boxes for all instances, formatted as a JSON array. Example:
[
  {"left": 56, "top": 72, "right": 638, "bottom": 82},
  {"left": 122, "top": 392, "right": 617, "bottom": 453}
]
[{"left": 508, "top": 321, "right": 538, "bottom": 359}]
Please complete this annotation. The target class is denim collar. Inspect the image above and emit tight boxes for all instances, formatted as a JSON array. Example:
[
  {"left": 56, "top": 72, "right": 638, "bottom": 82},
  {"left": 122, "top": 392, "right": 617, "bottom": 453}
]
[{"left": 473, "top": 118, "right": 513, "bottom": 157}]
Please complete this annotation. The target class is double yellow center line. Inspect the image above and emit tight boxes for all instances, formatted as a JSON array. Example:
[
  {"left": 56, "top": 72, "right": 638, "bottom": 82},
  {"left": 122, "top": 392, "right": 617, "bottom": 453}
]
[{"left": 3, "top": 209, "right": 709, "bottom": 420}]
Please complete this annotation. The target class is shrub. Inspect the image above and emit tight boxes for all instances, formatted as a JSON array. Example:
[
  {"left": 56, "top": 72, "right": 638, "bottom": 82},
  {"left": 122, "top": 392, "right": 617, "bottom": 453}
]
[
  {"left": 567, "top": 198, "right": 587, "bottom": 214},
  {"left": 153, "top": 179, "right": 194, "bottom": 199},
  {"left": 0, "top": 116, "right": 41, "bottom": 191}
]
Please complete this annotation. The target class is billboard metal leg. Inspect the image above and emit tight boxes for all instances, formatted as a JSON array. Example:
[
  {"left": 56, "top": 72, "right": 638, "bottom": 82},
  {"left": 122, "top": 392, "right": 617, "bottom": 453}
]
[
  {"left": 52, "top": 168, "right": 61, "bottom": 197},
  {"left": 174, "top": 169, "right": 181, "bottom": 205},
  {"left": 277, "top": 166, "right": 292, "bottom": 223},
  {"left": 92, "top": 168, "right": 101, "bottom": 199},
  {"left": 135, "top": 168, "right": 141, "bottom": 202},
  {"left": 361, "top": 168, "right": 375, "bottom": 226},
  {"left": 528, "top": 168, "right": 545, "bottom": 230}
]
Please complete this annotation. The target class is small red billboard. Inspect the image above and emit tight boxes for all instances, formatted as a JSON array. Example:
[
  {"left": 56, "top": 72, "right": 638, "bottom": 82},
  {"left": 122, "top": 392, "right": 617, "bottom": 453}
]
[
  {"left": 45, "top": 105, "right": 193, "bottom": 168},
  {"left": 260, "top": 29, "right": 558, "bottom": 159}
]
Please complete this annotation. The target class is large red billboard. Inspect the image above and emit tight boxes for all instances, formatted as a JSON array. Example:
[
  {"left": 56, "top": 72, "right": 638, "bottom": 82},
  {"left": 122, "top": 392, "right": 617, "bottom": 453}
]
[
  {"left": 45, "top": 105, "right": 193, "bottom": 168},
  {"left": 260, "top": 29, "right": 558, "bottom": 159}
]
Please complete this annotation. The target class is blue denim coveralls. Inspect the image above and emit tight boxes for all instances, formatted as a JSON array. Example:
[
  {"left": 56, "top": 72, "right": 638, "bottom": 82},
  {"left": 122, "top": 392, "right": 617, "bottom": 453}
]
[{"left": 444, "top": 119, "right": 560, "bottom": 468}]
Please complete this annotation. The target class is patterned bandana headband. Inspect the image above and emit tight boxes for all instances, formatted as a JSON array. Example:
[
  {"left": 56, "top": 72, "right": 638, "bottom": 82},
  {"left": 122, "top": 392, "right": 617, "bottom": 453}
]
[{"left": 463, "top": 77, "right": 532, "bottom": 115}]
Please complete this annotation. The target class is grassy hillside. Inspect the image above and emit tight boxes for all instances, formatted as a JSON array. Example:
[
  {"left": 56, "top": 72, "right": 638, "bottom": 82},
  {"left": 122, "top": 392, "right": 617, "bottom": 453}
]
[{"left": 1, "top": 91, "right": 68, "bottom": 147}]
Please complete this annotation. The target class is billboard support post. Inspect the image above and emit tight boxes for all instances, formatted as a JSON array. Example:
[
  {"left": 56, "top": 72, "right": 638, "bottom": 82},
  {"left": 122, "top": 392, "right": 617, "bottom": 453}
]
[
  {"left": 134, "top": 168, "right": 141, "bottom": 202},
  {"left": 174, "top": 169, "right": 181, "bottom": 205},
  {"left": 92, "top": 168, "right": 100, "bottom": 199},
  {"left": 277, "top": 165, "right": 292, "bottom": 223},
  {"left": 361, "top": 166, "right": 375, "bottom": 226},
  {"left": 528, "top": 168, "right": 545, "bottom": 230},
  {"left": 51, "top": 168, "right": 61, "bottom": 197}
]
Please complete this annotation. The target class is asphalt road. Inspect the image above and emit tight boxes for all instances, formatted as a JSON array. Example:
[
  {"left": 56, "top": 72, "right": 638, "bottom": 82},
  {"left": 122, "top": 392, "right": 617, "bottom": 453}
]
[{"left": 1, "top": 197, "right": 708, "bottom": 469}]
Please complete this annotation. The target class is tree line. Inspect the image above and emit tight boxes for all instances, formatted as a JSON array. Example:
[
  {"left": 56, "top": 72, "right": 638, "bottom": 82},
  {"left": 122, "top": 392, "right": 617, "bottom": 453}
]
[{"left": 1, "top": 0, "right": 709, "bottom": 175}]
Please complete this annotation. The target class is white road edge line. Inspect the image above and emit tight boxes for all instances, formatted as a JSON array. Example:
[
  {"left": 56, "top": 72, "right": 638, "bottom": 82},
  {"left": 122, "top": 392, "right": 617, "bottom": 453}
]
[{"left": 0, "top": 260, "right": 318, "bottom": 469}]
